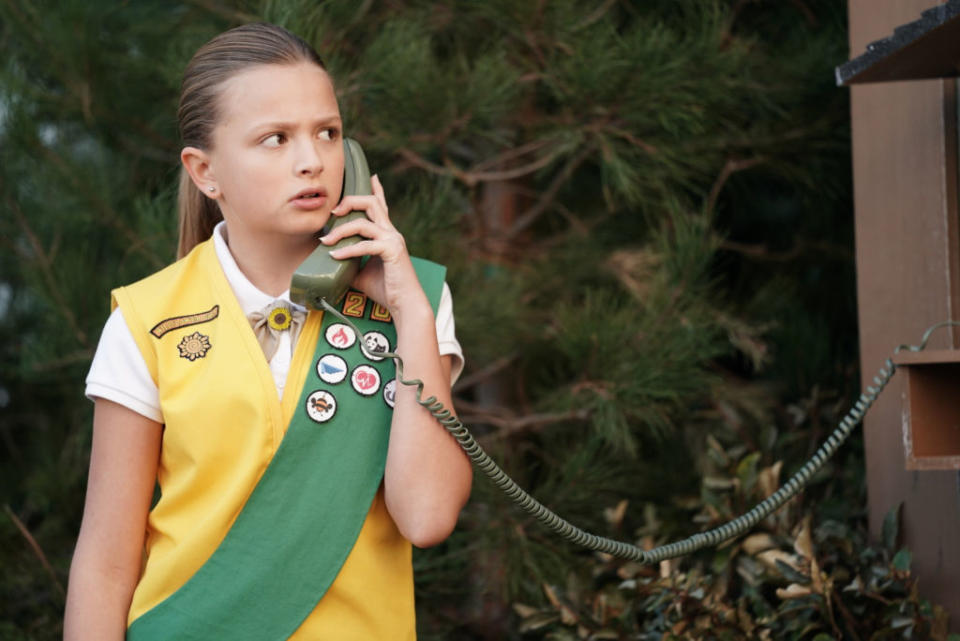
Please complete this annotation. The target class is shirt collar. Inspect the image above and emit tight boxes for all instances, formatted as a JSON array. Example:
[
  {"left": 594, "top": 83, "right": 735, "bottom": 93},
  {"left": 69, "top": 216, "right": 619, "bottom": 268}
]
[{"left": 212, "top": 221, "right": 307, "bottom": 316}]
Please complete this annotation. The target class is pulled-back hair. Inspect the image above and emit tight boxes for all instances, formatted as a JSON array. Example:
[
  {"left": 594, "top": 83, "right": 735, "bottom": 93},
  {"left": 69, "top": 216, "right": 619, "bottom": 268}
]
[{"left": 176, "top": 23, "right": 326, "bottom": 258}]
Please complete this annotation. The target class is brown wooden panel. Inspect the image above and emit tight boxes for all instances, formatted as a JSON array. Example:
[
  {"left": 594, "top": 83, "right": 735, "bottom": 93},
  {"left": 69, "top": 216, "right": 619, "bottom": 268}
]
[{"left": 850, "top": 0, "right": 960, "bottom": 627}]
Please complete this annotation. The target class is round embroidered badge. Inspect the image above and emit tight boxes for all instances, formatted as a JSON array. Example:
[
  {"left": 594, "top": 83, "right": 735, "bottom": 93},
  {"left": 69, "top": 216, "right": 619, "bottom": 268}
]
[
  {"left": 177, "top": 331, "right": 211, "bottom": 361},
  {"left": 317, "top": 354, "right": 348, "bottom": 384},
  {"left": 306, "top": 390, "right": 337, "bottom": 423},
  {"left": 325, "top": 323, "right": 356, "bottom": 350},
  {"left": 361, "top": 331, "right": 391, "bottom": 361},
  {"left": 383, "top": 378, "right": 397, "bottom": 409},
  {"left": 351, "top": 365, "right": 381, "bottom": 396}
]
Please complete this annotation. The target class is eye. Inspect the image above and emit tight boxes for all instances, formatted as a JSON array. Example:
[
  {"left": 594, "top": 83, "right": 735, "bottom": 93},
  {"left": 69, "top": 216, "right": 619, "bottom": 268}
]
[
  {"left": 262, "top": 133, "right": 286, "bottom": 148},
  {"left": 318, "top": 127, "right": 340, "bottom": 142}
]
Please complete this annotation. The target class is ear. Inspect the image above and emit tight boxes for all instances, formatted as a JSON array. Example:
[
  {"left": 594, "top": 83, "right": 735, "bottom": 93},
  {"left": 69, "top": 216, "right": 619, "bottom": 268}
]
[{"left": 181, "top": 146, "right": 218, "bottom": 197}]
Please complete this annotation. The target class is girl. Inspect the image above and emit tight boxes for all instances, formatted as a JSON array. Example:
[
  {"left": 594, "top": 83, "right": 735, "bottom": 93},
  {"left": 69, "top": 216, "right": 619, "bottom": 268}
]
[{"left": 63, "top": 23, "right": 472, "bottom": 640}]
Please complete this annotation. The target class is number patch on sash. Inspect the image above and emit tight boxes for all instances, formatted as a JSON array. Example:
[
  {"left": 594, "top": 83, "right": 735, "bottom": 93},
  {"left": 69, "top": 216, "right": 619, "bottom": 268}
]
[
  {"left": 342, "top": 291, "right": 367, "bottom": 318},
  {"left": 370, "top": 303, "right": 392, "bottom": 323}
]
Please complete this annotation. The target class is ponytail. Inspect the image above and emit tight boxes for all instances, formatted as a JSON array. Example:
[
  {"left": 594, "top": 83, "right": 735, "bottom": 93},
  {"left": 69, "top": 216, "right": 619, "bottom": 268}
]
[
  {"left": 177, "top": 167, "right": 223, "bottom": 259},
  {"left": 175, "top": 23, "right": 326, "bottom": 258}
]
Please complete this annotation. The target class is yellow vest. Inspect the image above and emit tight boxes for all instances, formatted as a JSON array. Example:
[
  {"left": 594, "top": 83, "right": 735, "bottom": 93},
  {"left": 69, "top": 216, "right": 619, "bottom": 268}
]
[{"left": 113, "top": 239, "right": 415, "bottom": 639}]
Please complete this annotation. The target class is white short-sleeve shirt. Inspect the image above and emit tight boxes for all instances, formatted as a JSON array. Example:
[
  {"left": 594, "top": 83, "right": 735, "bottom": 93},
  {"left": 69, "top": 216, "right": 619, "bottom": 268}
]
[{"left": 85, "top": 222, "right": 464, "bottom": 423}]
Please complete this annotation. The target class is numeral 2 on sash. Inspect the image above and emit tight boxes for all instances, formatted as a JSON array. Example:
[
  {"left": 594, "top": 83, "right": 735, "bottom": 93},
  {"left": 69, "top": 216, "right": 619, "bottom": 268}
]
[{"left": 342, "top": 291, "right": 367, "bottom": 318}]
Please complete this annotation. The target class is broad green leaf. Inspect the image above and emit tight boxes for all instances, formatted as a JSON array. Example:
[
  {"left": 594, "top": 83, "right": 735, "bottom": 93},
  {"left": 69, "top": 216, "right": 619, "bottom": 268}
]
[
  {"left": 892, "top": 548, "right": 912, "bottom": 573},
  {"left": 882, "top": 502, "right": 901, "bottom": 552}
]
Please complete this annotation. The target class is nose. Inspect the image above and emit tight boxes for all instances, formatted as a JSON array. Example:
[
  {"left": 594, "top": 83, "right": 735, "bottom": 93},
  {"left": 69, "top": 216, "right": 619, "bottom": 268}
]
[{"left": 294, "top": 139, "right": 324, "bottom": 177}]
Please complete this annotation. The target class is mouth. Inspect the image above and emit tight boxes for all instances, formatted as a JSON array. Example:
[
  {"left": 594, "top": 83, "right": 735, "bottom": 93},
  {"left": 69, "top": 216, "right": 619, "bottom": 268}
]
[{"left": 291, "top": 187, "right": 328, "bottom": 201}]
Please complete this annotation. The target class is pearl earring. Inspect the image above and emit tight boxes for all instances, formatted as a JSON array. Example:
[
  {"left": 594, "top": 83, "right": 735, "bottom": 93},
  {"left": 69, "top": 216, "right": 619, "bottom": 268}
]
[{"left": 207, "top": 186, "right": 216, "bottom": 193}]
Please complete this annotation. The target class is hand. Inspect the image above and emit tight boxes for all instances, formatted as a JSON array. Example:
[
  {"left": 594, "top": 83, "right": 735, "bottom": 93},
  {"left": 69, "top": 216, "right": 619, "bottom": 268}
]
[{"left": 319, "top": 175, "right": 429, "bottom": 318}]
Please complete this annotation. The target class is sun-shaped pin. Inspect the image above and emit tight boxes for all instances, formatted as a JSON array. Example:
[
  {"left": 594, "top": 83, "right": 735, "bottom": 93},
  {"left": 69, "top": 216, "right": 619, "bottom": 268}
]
[
  {"left": 177, "top": 331, "right": 211, "bottom": 361},
  {"left": 268, "top": 306, "right": 292, "bottom": 331}
]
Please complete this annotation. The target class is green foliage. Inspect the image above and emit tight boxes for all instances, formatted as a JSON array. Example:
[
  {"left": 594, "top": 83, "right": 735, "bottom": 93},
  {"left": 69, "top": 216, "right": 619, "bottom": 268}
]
[
  {"left": 2, "top": 0, "right": 952, "bottom": 639},
  {"left": 509, "top": 439, "right": 954, "bottom": 640}
]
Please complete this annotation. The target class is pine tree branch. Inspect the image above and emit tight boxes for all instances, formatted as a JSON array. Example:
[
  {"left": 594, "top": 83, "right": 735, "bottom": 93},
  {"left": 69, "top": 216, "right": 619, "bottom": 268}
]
[
  {"left": 28, "top": 349, "right": 95, "bottom": 373},
  {"left": 470, "top": 139, "right": 553, "bottom": 173},
  {"left": 453, "top": 354, "right": 517, "bottom": 392},
  {"left": 35, "top": 141, "right": 165, "bottom": 269},
  {"left": 507, "top": 143, "right": 595, "bottom": 238},
  {"left": 4, "top": 504, "right": 65, "bottom": 600},
  {"left": 604, "top": 125, "right": 658, "bottom": 155},
  {"left": 397, "top": 146, "right": 565, "bottom": 187},
  {"left": 455, "top": 398, "right": 591, "bottom": 440},
  {"left": 718, "top": 239, "right": 853, "bottom": 262},
  {"left": 183, "top": 0, "right": 258, "bottom": 23},
  {"left": 572, "top": 0, "right": 618, "bottom": 32},
  {"left": 706, "top": 156, "right": 766, "bottom": 215},
  {"left": 5, "top": 192, "right": 89, "bottom": 349}
]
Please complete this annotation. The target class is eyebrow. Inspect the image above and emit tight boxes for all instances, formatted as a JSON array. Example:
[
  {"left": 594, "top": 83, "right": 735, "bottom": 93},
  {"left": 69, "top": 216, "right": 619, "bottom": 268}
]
[{"left": 248, "top": 115, "right": 342, "bottom": 133}]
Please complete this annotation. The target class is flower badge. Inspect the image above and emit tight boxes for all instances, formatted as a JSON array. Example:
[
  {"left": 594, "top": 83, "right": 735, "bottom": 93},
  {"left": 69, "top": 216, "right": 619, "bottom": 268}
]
[
  {"left": 267, "top": 306, "right": 293, "bottom": 331},
  {"left": 178, "top": 331, "right": 211, "bottom": 361}
]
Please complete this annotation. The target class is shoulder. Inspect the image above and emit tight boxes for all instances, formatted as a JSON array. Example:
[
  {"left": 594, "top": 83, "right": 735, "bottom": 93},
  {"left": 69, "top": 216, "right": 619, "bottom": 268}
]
[
  {"left": 109, "top": 240, "right": 219, "bottom": 380},
  {"left": 112, "top": 241, "right": 213, "bottom": 311}
]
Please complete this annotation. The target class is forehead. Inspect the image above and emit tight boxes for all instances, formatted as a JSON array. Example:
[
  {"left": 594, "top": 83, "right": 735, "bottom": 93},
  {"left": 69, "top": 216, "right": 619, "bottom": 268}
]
[{"left": 215, "top": 62, "right": 340, "bottom": 129}]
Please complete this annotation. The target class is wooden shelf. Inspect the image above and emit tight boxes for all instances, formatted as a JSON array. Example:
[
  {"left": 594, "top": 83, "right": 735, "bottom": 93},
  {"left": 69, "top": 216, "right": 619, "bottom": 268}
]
[{"left": 892, "top": 351, "right": 960, "bottom": 470}]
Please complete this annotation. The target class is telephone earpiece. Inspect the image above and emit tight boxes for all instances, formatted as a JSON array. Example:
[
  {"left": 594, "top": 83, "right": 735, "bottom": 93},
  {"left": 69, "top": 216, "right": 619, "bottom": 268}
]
[{"left": 290, "top": 138, "right": 371, "bottom": 310}]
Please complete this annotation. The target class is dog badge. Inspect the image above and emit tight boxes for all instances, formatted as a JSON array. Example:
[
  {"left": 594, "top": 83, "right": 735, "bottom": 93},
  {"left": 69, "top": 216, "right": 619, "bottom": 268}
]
[{"left": 362, "top": 331, "right": 390, "bottom": 361}]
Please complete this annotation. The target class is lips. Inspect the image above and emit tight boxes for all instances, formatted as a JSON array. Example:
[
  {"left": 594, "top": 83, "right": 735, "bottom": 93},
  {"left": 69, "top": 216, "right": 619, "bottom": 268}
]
[
  {"left": 291, "top": 187, "right": 328, "bottom": 201},
  {"left": 290, "top": 186, "right": 329, "bottom": 210}
]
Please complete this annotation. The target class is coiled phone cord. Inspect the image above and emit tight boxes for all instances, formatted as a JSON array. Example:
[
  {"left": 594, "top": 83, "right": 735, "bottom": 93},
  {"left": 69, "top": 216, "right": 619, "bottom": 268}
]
[{"left": 322, "top": 300, "right": 958, "bottom": 564}]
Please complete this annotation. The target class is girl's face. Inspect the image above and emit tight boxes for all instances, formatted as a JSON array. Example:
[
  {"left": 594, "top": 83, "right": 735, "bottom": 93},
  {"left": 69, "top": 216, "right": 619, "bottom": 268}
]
[{"left": 204, "top": 61, "right": 344, "bottom": 242}]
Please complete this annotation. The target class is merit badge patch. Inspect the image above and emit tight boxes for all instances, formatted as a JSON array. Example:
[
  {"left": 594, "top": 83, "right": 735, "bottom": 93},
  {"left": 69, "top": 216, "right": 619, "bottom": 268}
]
[
  {"left": 325, "top": 323, "right": 356, "bottom": 350},
  {"left": 362, "top": 331, "right": 391, "bottom": 361},
  {"left": 351, "top": 364, "right": 381, "bottom": 396},
  {"left": 383, "top": 378, "right": 397, "bottom": 409},
  {"left": 341, "top": 291, "right": 368, "bottom": 318},
  {"left": 306, "top": 390, "right": 337, "bottom": 423},
  {"left": 317, "top": 354, "right": 348, "bottom": 385},
  {"left": 370, "top": 302, "right": 392, "bottom": 323},
  {"left": 177, "top": 331, "right": 211, "bottom": 361},
  {"left": 151, "top": 305, "right": 219, "bottom": 338}
]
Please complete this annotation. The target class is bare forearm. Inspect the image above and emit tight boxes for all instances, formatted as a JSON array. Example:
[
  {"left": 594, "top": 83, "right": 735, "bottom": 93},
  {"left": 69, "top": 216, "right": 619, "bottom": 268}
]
[
  {"left": 63, "top": 540, "right": 138, "bottom": 640},
  {"left": 64, "top": 399, "right": 160, "bottom": 640},
  {"left": 383, "top": 302, "right": 472, "bottom": 547}
]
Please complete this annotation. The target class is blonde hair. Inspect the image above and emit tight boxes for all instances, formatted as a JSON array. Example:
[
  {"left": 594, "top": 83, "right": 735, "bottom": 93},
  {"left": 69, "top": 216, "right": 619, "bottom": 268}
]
[{"left": 176, "top": 23, "right": 326, "bottom": 258}]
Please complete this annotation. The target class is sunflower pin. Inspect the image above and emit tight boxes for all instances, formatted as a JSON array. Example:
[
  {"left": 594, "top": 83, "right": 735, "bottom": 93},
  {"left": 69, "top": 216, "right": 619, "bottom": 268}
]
[{"left": 267, "top": 306, "right": 293, "bottom": 331}]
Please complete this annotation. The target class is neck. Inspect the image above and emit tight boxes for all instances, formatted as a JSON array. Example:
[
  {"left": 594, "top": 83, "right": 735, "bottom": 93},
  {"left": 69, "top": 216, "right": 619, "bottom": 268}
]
[{"left": 223, "top": 225, "right": 319, "bottom": 297}]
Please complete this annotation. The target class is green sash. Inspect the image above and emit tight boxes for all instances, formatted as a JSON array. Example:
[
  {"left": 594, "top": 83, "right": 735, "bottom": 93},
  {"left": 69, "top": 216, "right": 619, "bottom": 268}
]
[{"left": 127, "top": 258, "right": 446, "bottom": 641}]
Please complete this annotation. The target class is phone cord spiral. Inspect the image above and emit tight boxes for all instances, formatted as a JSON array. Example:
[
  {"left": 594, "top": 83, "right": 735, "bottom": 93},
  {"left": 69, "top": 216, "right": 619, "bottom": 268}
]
[{"left": 321, "top": 301, "right": 956, "bottom": 564}]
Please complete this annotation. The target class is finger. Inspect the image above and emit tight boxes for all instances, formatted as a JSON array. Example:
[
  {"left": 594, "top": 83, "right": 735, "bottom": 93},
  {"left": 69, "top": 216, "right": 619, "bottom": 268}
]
[
  {"left": 371, "top": 174, "right": 388, "bottom": 212},
  {"left": 331, "top": 195, "right": 388, "bottom": 225},
  {"left": 327, "top": 239, "right": 383, "bottom": 261},
  {"left": 320, "top": 218, "right": 385, "bottom": 245},
  {"left": 329, "top": 234, "right": 406, "bottom": 263}
]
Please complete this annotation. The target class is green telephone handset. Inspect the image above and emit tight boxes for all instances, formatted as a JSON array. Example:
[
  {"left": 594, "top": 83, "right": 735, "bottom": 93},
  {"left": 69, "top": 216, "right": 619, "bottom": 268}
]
[{"left": 290, "top": 137, "right": 371, "bottom": 310}]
